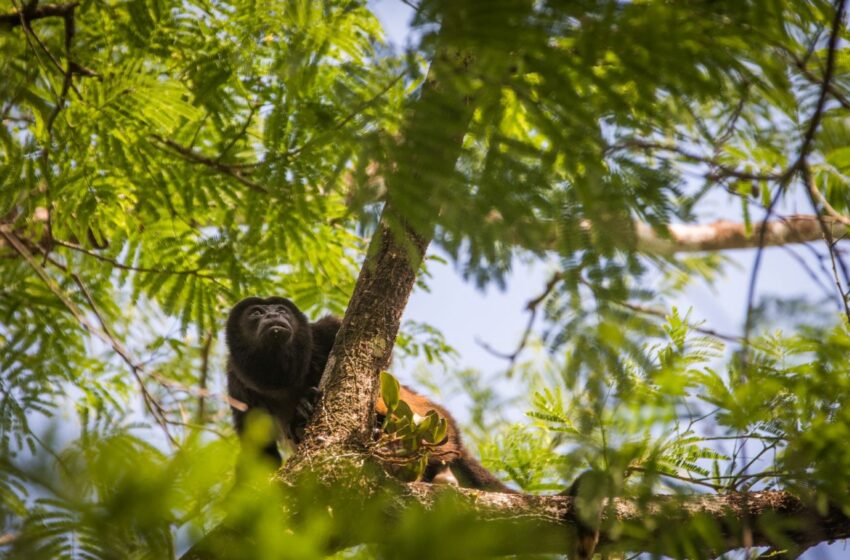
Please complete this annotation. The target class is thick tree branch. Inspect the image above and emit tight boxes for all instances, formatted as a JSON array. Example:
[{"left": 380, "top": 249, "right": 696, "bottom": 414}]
[
  {"left": 622, "top": 214, "right": 848, "bottom": 255},
  {"left": 398, "top": 485, "right": 850, "bottom": 557},
  {"left": 294, "top": 204, "right": 432, "bottom": 452},
  {"left": 182, "top": 483, "right": 850, "bottom": 558}
]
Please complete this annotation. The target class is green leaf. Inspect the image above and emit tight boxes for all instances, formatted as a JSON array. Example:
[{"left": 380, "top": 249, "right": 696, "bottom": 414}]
[{"left": 381, "top": 371, "right": 400, "bottom": 413}]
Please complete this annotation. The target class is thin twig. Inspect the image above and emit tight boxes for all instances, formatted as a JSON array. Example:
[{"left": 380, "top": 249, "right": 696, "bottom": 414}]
[
  {"left": 43, "top": 253, "right": 179, "bottom": 446},
  {"left": 714, "top": 85, "right": 749, "bottom": 147},
  {"left": 51, "top": 238, "right": 224, "bottom": 281},
  {"left": 742, "top": 185, "right": 795, "bottom": 351},
  {"left": 791, "top": 0, "right": 847, "bottom": 171},
  {"left": 759, "top": 544, "right": 813, "bottom": 560},
  {"left": 733, "top": 440, "right": 780, "bottom": 491},
  {"left": 610, "top": 299, "right": 742, "bottom": 344},
  {"left": 628, "top": 466, "right": 723, "bottom": 491},
  {"left": 216, "top": 102, "right": 259, "bottom": 163},
  {"left": 44, "top": 5, "right": 78, "bottom": 133},
  {"left": 608, "top": 139, "right": 781, "bottom": 183},
  {"left": 477, "top": 271, "right": 564, "bottom": 364},
  {"left": 150, "top": 134, "right": 268, "bottom": 194},
  {"left": 285, "top": 73, "right": 406, "bottom": 159},
  {"left": 794, "top": 54, "right": 850, "bottom": 110},
  {"left": 802, "top": 164, "right": 850, "bottom": 322},
  {"left": 196, "top": 332, "right": 213, "bottom": 424},
  {"left": 0, "top": 225, "right": 177, "bottom": 446},
  {"left": 779, "top": 244, "right": 840, "bottom": 306}
]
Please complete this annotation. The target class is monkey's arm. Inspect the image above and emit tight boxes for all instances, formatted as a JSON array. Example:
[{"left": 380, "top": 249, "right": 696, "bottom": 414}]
[
  {"left": 308, "top": 316, "right": 342, "bottom": 384},
  {"left": 290, "top": 387, "right": 322, "bottom": 443}
]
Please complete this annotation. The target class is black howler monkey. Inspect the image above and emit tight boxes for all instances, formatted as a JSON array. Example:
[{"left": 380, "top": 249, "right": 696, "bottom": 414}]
[{"left": 225, "top": 296, "right": 513, "bottom": 492}]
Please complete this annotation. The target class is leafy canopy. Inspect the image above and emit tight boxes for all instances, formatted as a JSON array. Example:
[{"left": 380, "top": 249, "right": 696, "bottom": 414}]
[{"left": 2, "top": 0, "right": 850, "bottom": 558}]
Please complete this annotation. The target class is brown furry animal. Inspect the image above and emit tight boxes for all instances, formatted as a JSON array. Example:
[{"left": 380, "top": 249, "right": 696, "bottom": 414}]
[{"left": 225, "top": 296, "right": 513, "bottom": 492}]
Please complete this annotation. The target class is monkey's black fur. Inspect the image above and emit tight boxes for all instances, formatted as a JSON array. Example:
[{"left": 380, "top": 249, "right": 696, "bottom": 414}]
[
  {"left": 225, "top": 296, "right": 513, "bottom": 492},
  {"left": 226, "top": 296, "right": 340, "bottom": 462}
]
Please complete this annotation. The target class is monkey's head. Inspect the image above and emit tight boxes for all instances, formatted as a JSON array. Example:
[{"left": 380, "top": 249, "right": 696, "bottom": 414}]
[{"left": 226, "top": 296, "right": 313, "bottom": 391}]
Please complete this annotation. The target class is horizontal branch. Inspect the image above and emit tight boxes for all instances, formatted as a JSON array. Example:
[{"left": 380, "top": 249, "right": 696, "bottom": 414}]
[
  {"left": 404, "top": 485, "right": 848, "bottom": 556},
  {"left": 616, "top": 214, "right": 848, "bottom": 255},
  {"left": 181, "top": 482, "right": 850, "bottom": 558},
  {"left": 0, "top": 2, "right": 78, "bottom": 27}
]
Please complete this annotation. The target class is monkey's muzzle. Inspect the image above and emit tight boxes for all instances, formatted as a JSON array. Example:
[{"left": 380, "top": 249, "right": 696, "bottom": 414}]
[{"left": 261, "top": 318, "right": 292, "bottom": 340}]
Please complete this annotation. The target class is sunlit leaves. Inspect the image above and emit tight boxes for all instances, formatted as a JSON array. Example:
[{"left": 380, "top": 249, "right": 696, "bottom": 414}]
[
  {"left": 3, "top": 431, "right": 240, "bottom": 560},
  {"left": 0, "top": 0, "right": 387, "bottom": 552},
  {"left": 2, "top": 0, "right": 850, "bottom": 557}
]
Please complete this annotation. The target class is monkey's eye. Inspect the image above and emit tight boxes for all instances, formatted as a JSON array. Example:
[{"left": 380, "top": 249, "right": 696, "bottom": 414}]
[{"left": 248, "top": 307, "right": 264, "bottom": 318}]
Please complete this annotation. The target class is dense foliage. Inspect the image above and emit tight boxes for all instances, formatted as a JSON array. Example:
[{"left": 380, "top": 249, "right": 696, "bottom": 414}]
[{"left": 2, "top": 0, "right": 850, "bottom": 558}]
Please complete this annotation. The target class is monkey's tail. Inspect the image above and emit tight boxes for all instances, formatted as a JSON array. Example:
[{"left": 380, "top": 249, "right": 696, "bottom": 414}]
[
  {"left": 563, "top": 471, "right": 602, "bottom": 560},
  {"left": 451, "top": 455, "right": 517, "bottom": 493}
]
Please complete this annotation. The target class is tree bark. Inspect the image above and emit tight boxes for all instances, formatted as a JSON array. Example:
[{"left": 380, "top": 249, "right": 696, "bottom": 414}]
[
  {"left": 393, "top": 485, "right": 850, "bottom": 557},
  {"left": 625, "top": 215, "right": 848, "bottom": 255},
  {"left": 180, "top": 483, "right": 850, "bottom": 559},
  {"left": 287, "top": 46, "right": 480, "bottom": 469}
]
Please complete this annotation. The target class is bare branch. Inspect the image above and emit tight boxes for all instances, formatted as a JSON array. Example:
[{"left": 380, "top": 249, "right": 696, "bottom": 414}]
[
  {"left": 609, "top": 299, "right": 742, "bottom": 343},
  {"left": 792, "top": 0, "right": 847, "bottom": 170},
  {"left": 802, "top": 164, "right": 850, "bottom": 322},
  {"left": 478, "top": 271, "right": 564, "bottom": 363},
  {"left": 196, "top": 332, "right": 213, "bottom": 424},
  {"left": 608, "top": 139, "right": 781, "bottom": 182},
  {"left": 593, "top": 214, "right": 849, "bottom": 255}
]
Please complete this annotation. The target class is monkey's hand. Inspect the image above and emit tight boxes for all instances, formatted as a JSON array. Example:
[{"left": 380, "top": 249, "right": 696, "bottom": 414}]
[{"left": 292, "top": 387, "right": 322, "bottom": 443}]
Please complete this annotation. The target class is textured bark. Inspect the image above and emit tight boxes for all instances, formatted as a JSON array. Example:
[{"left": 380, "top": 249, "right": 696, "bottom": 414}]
[
  {"left": 387, "top": 486, "right": 850, "bottom": 557},
  {"left": 180, "top": 485, "right": 850, "bottom": 559},
  {"left": 283, "top": 24, "right": 480, "bottom": 479},
  {"left": 295, "top": 208, "right": 430, "bottom": 453}
]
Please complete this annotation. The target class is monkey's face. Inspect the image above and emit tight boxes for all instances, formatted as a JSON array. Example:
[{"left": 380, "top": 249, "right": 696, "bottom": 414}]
[
  {"left": 226, "top": 296, "right": 313, "bottom": 390},
  {"left": 242, "top": 302, "right": 297, "bottom": 344},
  {"left": 227, "top": 296, "right": 309, "bottom": 353}
]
